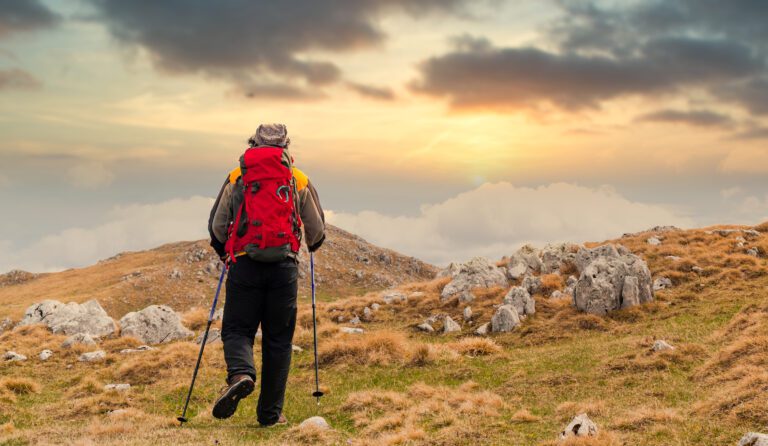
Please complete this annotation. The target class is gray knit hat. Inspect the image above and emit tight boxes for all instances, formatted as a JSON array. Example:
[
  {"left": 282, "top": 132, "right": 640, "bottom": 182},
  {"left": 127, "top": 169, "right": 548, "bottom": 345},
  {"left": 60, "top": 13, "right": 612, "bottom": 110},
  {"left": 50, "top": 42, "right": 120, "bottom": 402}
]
[{"left": 248, "top": 123, "right": 290, "bottom": 147}]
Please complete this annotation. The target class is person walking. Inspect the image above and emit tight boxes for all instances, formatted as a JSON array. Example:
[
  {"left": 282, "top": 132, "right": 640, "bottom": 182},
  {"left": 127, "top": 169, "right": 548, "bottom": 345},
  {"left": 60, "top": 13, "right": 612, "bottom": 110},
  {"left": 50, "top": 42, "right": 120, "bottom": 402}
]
[{"left": 207, "top": 123, "right": 326, "bottom": 426}]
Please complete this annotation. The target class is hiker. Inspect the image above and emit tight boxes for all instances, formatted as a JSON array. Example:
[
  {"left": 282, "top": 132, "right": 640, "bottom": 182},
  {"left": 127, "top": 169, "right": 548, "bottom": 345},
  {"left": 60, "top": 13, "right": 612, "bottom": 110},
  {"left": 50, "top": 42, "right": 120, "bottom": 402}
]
[{"left": 207, "top": 123, "right": 326, "bottom": 426}]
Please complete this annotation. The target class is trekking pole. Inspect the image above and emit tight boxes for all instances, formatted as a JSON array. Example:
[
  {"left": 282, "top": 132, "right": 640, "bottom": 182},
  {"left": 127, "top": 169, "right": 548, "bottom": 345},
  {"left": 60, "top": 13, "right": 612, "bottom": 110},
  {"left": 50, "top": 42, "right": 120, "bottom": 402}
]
[
  {"left": 310, "top": 252, "right": 324, "bottom": 405},
  {"left": 178, "top": 263, "right": 227, "bottom": 426}
]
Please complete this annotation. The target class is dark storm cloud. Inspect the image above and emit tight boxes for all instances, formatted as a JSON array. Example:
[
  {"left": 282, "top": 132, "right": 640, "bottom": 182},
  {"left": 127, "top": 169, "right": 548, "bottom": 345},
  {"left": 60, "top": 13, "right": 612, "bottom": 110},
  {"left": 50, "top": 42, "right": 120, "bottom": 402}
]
[
  {"left": 88, "top": 0, "right": 465, "bottom": 98},
  {"left": 346, "top": 82, "right": 395, "bottom": 101},
  {"left": 0, "top": 0, "right": 60, "bottom": 38},
  {"left": 0, "top": 68, "right": 41, "bottom": 90},
  {"left": 637, "top": 109, "right": 734, "bottom": 128},
  {"left": 414, "top": 0, "right": 768, "bottom": 113}
]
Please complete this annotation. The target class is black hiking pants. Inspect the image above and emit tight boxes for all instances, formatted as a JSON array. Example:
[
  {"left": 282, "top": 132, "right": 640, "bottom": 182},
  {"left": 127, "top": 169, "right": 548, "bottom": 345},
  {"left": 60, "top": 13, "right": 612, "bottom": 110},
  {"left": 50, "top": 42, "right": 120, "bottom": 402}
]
[{"left": 221, "top": 256, "right": 298, "bottom": 425}]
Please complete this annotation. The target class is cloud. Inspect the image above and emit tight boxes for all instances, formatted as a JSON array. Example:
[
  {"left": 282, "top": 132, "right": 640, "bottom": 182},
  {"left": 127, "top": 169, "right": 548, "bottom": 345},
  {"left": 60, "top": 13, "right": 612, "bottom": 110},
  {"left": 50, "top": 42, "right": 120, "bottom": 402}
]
[
  {"left": 67, "top": 161, "right": 115, "bottom": 189},
  {"left": 0, "top": 196, "right": 213, "bottom": 273},
  {"left": 346, "top": 82, "right": 395, "bottom": 101},
  {"left": 0, "top": 0, "right": 60, "bottom": 38},
  {"left": 637, "top": 109, "right": 734, "bottom": 128},
  {"left": 718, "top": 77, "right": 768, "bottom": 116},
  {"left": 720, "top": 148, "right": 768, "bottom": 174},
  {"left": 412, "top": 34, "right": 762, "bottom": 111},
  {"left": 328, "top": 182, "right": 693, "bottom": 265},
  {"left": 0, "top": 68, "right": 41, "bottom": 90},
  {"left": 732, "top": 126, "right": 768, "bottom": 140},
  {"left": 721, "top": 187, "right": 743, "bottom": 199},
  {"left": 88, "top": 0, "right": 466, "bottom": 98}
]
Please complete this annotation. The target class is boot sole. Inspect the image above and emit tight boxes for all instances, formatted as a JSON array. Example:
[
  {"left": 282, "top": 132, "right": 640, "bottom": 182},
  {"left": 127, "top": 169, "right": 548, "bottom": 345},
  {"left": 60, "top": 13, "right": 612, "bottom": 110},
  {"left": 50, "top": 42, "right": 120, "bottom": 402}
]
[{"left": 212, "top": 379, "right": 255, "bottom": 420}]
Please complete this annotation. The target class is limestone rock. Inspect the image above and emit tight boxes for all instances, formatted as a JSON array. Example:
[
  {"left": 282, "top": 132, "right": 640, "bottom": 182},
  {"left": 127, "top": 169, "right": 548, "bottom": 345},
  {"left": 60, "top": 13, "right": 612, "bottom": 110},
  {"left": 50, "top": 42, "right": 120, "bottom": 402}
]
[
  {"left": 559, "top": 413, "right": 598, "bottom": 440},
  {"left": 120, "top": 345, "right": 155, "bottom": 354},
  {"left": 349, "top": 316, "right": 361, "bottom": 325},
  {"left": 652, "top": 340, "right": 675, "bottom": 352},
  {"left": 381, "top": 290, "right": 407, "bottom": 304},
  {"left": 196, "top": 328, "right": 221, "bottom": 345},
  {"left": 491, "top": 305, "right": 520, "bottom": 333},
  {"left": 4, "top": 351, "right": 27, "bottom": 362},
  {"left": 340, "top": 327, "right": 364, "bottom": 334},
  {"left": 443, "top": 316, "right": 461, "bottom": 334},
  {"left": 521, "top": 275, "right": 542, "bottom": 296},
  {"left": 436, "top": 262, "right": 461, "bottom": 279},
  {"left": 440, "top": 257, "right": 507, "bottom": 301},
  {"left": 62, "top": 333, "right": 98, "bottom": 348},
  {"left": 417, "top": 322, "right": 435, "bottom": 333},
  {"left": 370, "top": 303, "right": 381, "bottom": 311},
  {"left": 458, "top": 289, "right": 476, "bottom": 303},
  {"left": 45, "top": 300, "right": 117, "bottom": 337},
  {"left": 551, "top": 290, "right": 563, "bottom": 299},
  {"left": 39, "top": 349, "right": 53, "bottom": 361},
  {"left": 540, "top": 243, "right": 579, "bottom": 274},
  {"left": 299, "top": 416, "right": 330, "bottom": 430},
  {"left": 573, "top": 246, "right": 653, "bottom": 315},
  {"left": 574, "top": 244, "right": 630, "bottom": 274},
  {"left": 653, "top": 277, "right": 673, "bottom": 291},
  {"left": 79, "top": 350, "right": 106, "bottom": 362},
  {"left": 739, "top": 432, "right": 768, "bottom": 446},
  {"left": 647, "top": 237, "right": 662, "bottom": 246},
  {"left": 119, "top": 305, "right": 193, "bottom": 344},
  {"left": 503, "top": 286, "right": 535, "bottom": 317},
  {"left": 474, "top": 322, "right": 490, "bottom": 336},
  {"left": 292, "top": 345, "right": 303, "bottom": 353},
  {"left": 18, "top": 300, "right": 64, "bottom": 326},
  {"left": 0, "top": 318, "right": 13, "bottom": 335},
  {"left": 507, "top": 245, "right": 543, "bottom": 279},
  {"left": 463, "top": 306, "right": 472, "bottom": 321},
  {"left": 104, "top": 383, "right": 131, "bottom": 392}
]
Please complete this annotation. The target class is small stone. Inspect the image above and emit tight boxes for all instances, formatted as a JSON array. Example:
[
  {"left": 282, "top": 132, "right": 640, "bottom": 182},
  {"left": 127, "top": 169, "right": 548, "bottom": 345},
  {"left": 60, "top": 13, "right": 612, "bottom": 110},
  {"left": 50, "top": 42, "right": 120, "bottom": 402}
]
[
  {"left": 653, "top": 277, "right": 673, "bottom": 291},
  {"left": 491, "top": 305, "right": 520, "bottom": 333},
  {"left": 4, "top": 351, "right": 27, "bottom": 362},
  {"left": 349, "top": 316, "right": 361, "bottom": 325},
  {"left": 566, "top": 275, "right": 578, "bottom": 288},
  {"left": 652, "top": 340, "right": 675, "bottom": 352},
  {"left": 108, "top": 409, "right": 128, "bottom": 417},
  {"left": 738, "top": 432, "right": 768, "bottom": 446},
  {"left": 0, "top": 318, "right": 13, "bottom": 335},
  {"left": 299, "top": 416, "right": 330, "bottom": 430},
  {"left": 120, "top": 345, "right": 155, "bottom": 354},
  {"left": 417, "top": 322, "right": 435, "bottom": 333},
  {"left": 340, "top": 327, "right": 364, "bottom": 334},
  {"left": 78, "top": 350, "right": 106, "bottom": 362},
  {"left": 363, "top": 307, "right": 372, "bottom": 318},
  {"left": 503, "top": 286, "right": 535, "bottom": 317},
  {"left": 665, "top": 255, "right": 682, "bottom": 261},
  {"left": 169, "top": 269, "right": 183, "bottom": 279},
  {"left": 443, "top": 316, "right": 461, "bottom": 333},
  {"left": 370, "top": 303, "right": 381, "bottom": 311},
  {"left": 62, "top": 333, "right": 98, "bottom": 348},
  {"left": 196, "top": 328, "right": 221, "bottom": 345},
  {"left": 746, "top": 247, "right": 760, "bottom": 257},
  {"left": 213, "top": 308, "right": 224, "bottom": 321},
  {"left": 692, "top": 266, "right": 704, "bottom": 274},
  {"left": 336, "top": 315, "right": 345, "bottom": 323},
  {"left": 463, "top": 306, "right": 472, "bottom": 321},
  {"left": 559, "top": 413, "right": 598, "bottom": 440},
  {"left": 381, "top": 290, "right": 407, "bottom": 304},
  {"left": 292, "top": 345, "right": 303, "bottom": 353},
  {"left": 408, "top": 292, "right": 425, "bottom": 299},
  {"left": 551, "top": 290, "right": 563, "bottom": 299},
  {"left": 104, "top": 383, "right": 131, "bottom": 392},
  {"left": 39, "top": 349, "right": 53, "bottom": 361},
  {"left": 474, "top": 322, "right": 490, "bottom": 336},
  {"left": 647, "top": 237, "right": 662, "bottom": 246}
]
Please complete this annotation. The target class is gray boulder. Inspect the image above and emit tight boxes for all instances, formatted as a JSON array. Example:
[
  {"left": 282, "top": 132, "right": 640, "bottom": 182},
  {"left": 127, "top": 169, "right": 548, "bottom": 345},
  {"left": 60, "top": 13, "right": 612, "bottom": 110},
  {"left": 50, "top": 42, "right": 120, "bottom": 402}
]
[
  {"left": 440, "top": 257, "right": 507, "bottom": 301},
  {"left": 443, "top": 316, "right": 461, "bottom": 334},
  {"left": 119, "top": 305, "right": 193, "bottom": 344},
  {"left": 503, "top": 286, "right": 535, "bottom": 317},
  {"left": 739, "top": 433, "right": 768, "bottom": 446},
  {"left": 506, "top": 245, "right": 543, "bottom": 279},
  {"left": 0, "top": 317, "right": 13, "bottom": 335},
  {"left": 491, "top": 305, "right": 520, "bottom": 333},
  {"left": 463, "top": 306, "right": 472, "bottom": 321},
  {"left": 381, "top": 290, "right": 407, "bottom": 304},
  {"left": 299, "top": 416, "right": 330, "bottom": 430},
  {"left": 574, "top": 244, "right": 631, "bottom": 274},
  {"left": 417, "top": 323, "right": 435, "bottom": 333},
  {"left": 647, "top": 237, "right": 662, "bottom": 246},
  {"left": 39, "top": 349, "right": 53, "bottom": 361},
  {"left": 652, "top": 340, "right": 675, "bottom": 352},
  {"left": 653, "top": 277, "right": 673, "bottom": 291},
  {"left": 62, "top": 333, "right": 98, "bottom": 348},
  {"left": 435, "top": 262, "right": 461, "bottom": 279},
  {"left": 540, "top": 243, "right": 579, "bottom": 274},
  {"left": 18, "top": 300, "right": 64, "bottom": 326},
  {"left": 521, "top": 275, "right": 542, "bottom": 295},
  {"left": 573, "top": 246, "right": 653, "bottom": 315},
  {"left": 78, "top": 350, "right": 106, "bottom": 362},
  {"left": 474, "top": 322, "right": 490, "bottom": 336},
  {"left": 196, "top": 328, "right": 221, "bottom": 345},
  {"left": 45, "top": 300, "right": 117, "bottom": 337},
  {"left": 4, "top": 351, "right": 27, "bottom": 362},
  {"left": 559, "top": 413, "right": 598, "bottom": 440},
  {"left": 340, "top": 327, "right": 364, "bottom": 334},
  {"left": 104, "top": 383, "right": 131, "bottom": 392}
]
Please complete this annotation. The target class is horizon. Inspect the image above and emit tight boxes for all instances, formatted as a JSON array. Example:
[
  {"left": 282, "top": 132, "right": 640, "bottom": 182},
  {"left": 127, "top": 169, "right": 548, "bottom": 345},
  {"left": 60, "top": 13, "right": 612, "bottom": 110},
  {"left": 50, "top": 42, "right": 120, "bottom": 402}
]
[{"left": 2, "top": 0, "right": 768, "bottom": 273}]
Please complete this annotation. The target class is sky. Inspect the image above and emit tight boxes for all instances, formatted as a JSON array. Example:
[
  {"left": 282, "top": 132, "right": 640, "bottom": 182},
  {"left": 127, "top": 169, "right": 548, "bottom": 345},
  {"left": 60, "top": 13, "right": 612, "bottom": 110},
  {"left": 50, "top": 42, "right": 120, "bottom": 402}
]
[{"left": 1, "top": 0, "right": 767, "bottom": 272}]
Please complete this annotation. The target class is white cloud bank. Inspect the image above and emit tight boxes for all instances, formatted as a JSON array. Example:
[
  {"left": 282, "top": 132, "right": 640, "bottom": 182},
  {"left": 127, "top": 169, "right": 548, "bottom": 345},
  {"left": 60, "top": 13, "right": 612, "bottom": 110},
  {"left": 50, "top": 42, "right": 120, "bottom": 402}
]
[
  {"left": 328, "top": 182, "right": 694, "bottom": 265},
  {"left": 1, "top": 196, "right": 213, "bottom": 273}
]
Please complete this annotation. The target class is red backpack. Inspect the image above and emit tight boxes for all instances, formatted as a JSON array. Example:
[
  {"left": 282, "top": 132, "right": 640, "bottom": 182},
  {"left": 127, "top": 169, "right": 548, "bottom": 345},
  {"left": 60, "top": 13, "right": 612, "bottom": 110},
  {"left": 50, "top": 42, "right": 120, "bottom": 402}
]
[{"left": 225, "top": 146, "right": 302, "bottom": 262}]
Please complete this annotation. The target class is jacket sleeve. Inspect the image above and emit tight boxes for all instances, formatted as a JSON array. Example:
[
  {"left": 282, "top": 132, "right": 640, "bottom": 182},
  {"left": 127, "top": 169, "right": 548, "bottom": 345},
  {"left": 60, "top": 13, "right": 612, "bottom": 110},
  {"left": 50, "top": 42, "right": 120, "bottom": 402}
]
[
  {"left": 208, "top": 179, "right": 233, "bottom": 258},
  {"left": 299, "top": 179, "right": 326, "bottom": 252}
]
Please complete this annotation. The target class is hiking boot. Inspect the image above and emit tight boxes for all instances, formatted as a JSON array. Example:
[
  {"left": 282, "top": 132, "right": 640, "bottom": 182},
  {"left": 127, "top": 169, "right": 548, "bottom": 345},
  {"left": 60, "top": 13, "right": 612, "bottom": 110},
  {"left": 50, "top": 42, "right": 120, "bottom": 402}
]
[
  {"left": 259, "top": 414, "right": 288, "bottom": 428},
  {"left": 212, "top": 374, "right": 254, "bottom": 420}
]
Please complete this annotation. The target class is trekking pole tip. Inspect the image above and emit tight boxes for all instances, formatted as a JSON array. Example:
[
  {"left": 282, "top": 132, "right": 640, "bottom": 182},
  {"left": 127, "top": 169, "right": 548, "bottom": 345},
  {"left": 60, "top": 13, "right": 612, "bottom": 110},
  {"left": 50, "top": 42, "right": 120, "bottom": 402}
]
[{"left": 177, "top": 416, "right": 188, "bottom": 426}]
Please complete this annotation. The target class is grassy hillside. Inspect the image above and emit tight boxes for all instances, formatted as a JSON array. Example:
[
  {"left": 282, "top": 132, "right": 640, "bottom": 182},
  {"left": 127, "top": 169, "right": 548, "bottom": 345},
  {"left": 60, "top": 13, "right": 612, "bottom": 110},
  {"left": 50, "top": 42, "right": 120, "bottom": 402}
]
[{"left": 1, "top": 223, "right": 767, "bottom": 445}]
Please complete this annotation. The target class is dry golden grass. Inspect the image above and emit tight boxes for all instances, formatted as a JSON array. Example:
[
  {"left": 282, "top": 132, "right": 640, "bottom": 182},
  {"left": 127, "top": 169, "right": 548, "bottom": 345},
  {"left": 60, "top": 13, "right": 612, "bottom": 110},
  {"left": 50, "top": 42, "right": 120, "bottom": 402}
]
[
  {"left": 0, "top": 377, "right": 41, "bottom": 395},
  {"left": 181, "top": 308, "right": 209, "bottom": 331},
  {"left": 319, "top": 330, "right": 449, "bottom": 367},
  {"left": 612, "top": 407, "right": 682, "bottom": 431},
  {"left": 555, "top": 401, "right": 608, "bottom": 422},
  {"left": 540, "top": 273, "right": 565, "bottom": 296},
  {"left": 447, "top": 337, "right": 502, "bottom": 357},
  {"left": 116, "top": 342, "right": 200, "bottom": 385},
  {"left": 605, "top": 343, "right": 707, "bottom": 372},
  {"left": 511, "top": 408, "right": 541, "bottom": 423},
  {"left": 549, "top": 431, "right": 622, "bottom": 446}
]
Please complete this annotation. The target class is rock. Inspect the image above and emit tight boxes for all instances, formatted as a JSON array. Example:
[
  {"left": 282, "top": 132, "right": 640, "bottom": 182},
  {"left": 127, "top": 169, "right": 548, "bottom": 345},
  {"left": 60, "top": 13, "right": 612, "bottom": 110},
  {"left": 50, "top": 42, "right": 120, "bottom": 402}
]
[
  {"left": 692, "top": 266, "right": 704, "bottom": 274},
  {"left": 458, "top": 289, "right": 475, "bottom": 303},
  {"left": 551, "top": 290, "right": 563, "bottom": 299},
  {"left": 436, "top": 262, "right": 461, "bottom": 279},
  {"left": 463, "top": 306, "right": 472, "bottom": 321},
  {"left": 521, "top": 275, "right": 542, "bottom": 295},
  {"left": 474, "top": 322, "right": 490, "bottom": 336},
  {"left": 440, "top": 257, "right": 507, "bottom": 301},
  {"left": 566, "top": 275, "right": 578, "bottom": 288},
  {"left": 119, "top": 305, "right": 193, "bottom": 344},
  {"left": 363, "top": 307, "right": 372, "bottom": 319},
  {"left": 381, "top": 290, "right": 407, "bottom": 304},
  {"left": 0, "top": 317, "right": 13, "bottom": 335},
  {"left": 540, "top": 243, "right": 579, "bottom": 274},
  {"left": 299, "top": 416, "right": 330, "bottom": 430},
  {"left": 45, "top": 300, "right": 117, "bottom": 337},
  {"left": 108, "top": 409, "right": 128, "bottom": 417},
  {"left": 169, "top": 269, "right": 183, "bottom": 279},
  {"left": 39, "top": 349, "right": 53, "bottom": 361},
  {"left": 61, "top": 333, "right": 98, "bottom": 348},
  {"left": 743, "top": 229, "right": 761, "bottom": 239},
  {"left": 4, "top": 351, "right": 27, "bottom": 362},
  {"left": 336, "top": 315, "right": 345, "bottom": 323},
  {"left": 78, "top": 350, "right": 106, "bottom": 362},
  {"left": 292, "top": 345, "right": 303, "bottom": 353},
  {"left": 507, "top": 245, "right": 543, "bottom": 278},
  {"left": 503, "top": 286, "right": 535, "bottom": 317},
  {"left": 417, "top": 323, "right": 435, "bottom": 333},
  {"left": 653, "top": 277, "right": 673, "bottom": 291},
  {"left": 506, "top": 262, "right": 528, "bottom": 280},
  {"left": 202, "top": 261, "right": 222, "bottom": 277},
  {"left": 340, "top": 327, "right": 364, "bottom": 334},
  {"left": 120, "top": 345, "right": 155, "bottom": 354},
  {"left": 665, "top": 255, "right": 682, "bottom": 261},
  {"left": 746, "top": 247, "right": 760, "bottom": 257},
  {"left": 647, "top": 237, "right": 662, "bottom": 246},
  {"left": 370, "top": 303, "right": 381, "bottom": 311},
  {"left": 443, "top": 316, "right": 461, "bottom": 334},
  {"left": 652, "top": 340, "right": 675, "bottom": 352},
  {"left": 491, "top": 305, "right": 520, "bottom": 333},
  {"left": 18, "top": 299, "right": 64, "bottom": 326},
  {"left": 104, "top": 383, "right": 131, "bottom": 392},
  {"left": 574, "top": 244, "right": 630, "bottom": 274},
  {"left": 196, "top": 328, "right": 221, "bottom": 345},
  {"left": 349, "top": 316, "right": 361, "bottom": 325},
  {"left": 559, "top": 413, "right": 598, "bottom": 440},
  {"left": 213, "top": 308, "right": 224, "bottom": 321},
  {"left": 408, "top": 291, "right": 425, "bottom": 299},
  {"left": 573, "top": 246, "right": 653, "bottom": 315},
  {"left": 739, "top": 432, "right": 768, "bottom": 446}
]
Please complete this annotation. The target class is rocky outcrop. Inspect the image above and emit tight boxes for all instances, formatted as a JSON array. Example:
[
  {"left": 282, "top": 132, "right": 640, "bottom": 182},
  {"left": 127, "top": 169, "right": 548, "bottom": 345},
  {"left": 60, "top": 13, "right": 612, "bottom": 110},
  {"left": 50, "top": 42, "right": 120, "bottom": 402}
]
[
  {"left": 491, "top": 305, "right": 520, "bottom": 333},
  {"left": 506, "top": 245, "right": 543, "bottom": 279},
  {"left": 78, "top": 350, "right": 106, "bottom": 362},
  {"left": 559, "top": 413, "right": 598, "bottom": 440},
  {"left": 440, "top": 257, "right": 507, "bottom": 301},
  {"left": 503, "top": 286, "right": 535, "bottom": 317},
  {"left": 18, "top": 300, "right": 64, "bottom": 326},
  {"left": 62, "top": 333, "right": 98, "bottom": 348},
  {"left": 540, "top": 243, "right": 579, "bottom": 274},
  {"left": 18, "top": 299, "right": 116, "bottom": 337},
  {"left": 119, "top": 305, "right": 193, "bottom": 344},
  {"left": 573, "top": 245, "right": 653, "bottom": 315},
  {"left": 521, "top": 275, "right": 542, "bottom": 296}
]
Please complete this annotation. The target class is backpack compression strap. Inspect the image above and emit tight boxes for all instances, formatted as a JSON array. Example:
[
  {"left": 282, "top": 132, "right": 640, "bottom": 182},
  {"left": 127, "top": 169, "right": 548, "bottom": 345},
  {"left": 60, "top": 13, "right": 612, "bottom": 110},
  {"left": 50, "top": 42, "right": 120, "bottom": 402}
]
[{"left": 228, "top": 166, "right": 309, "bottom": 192}]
